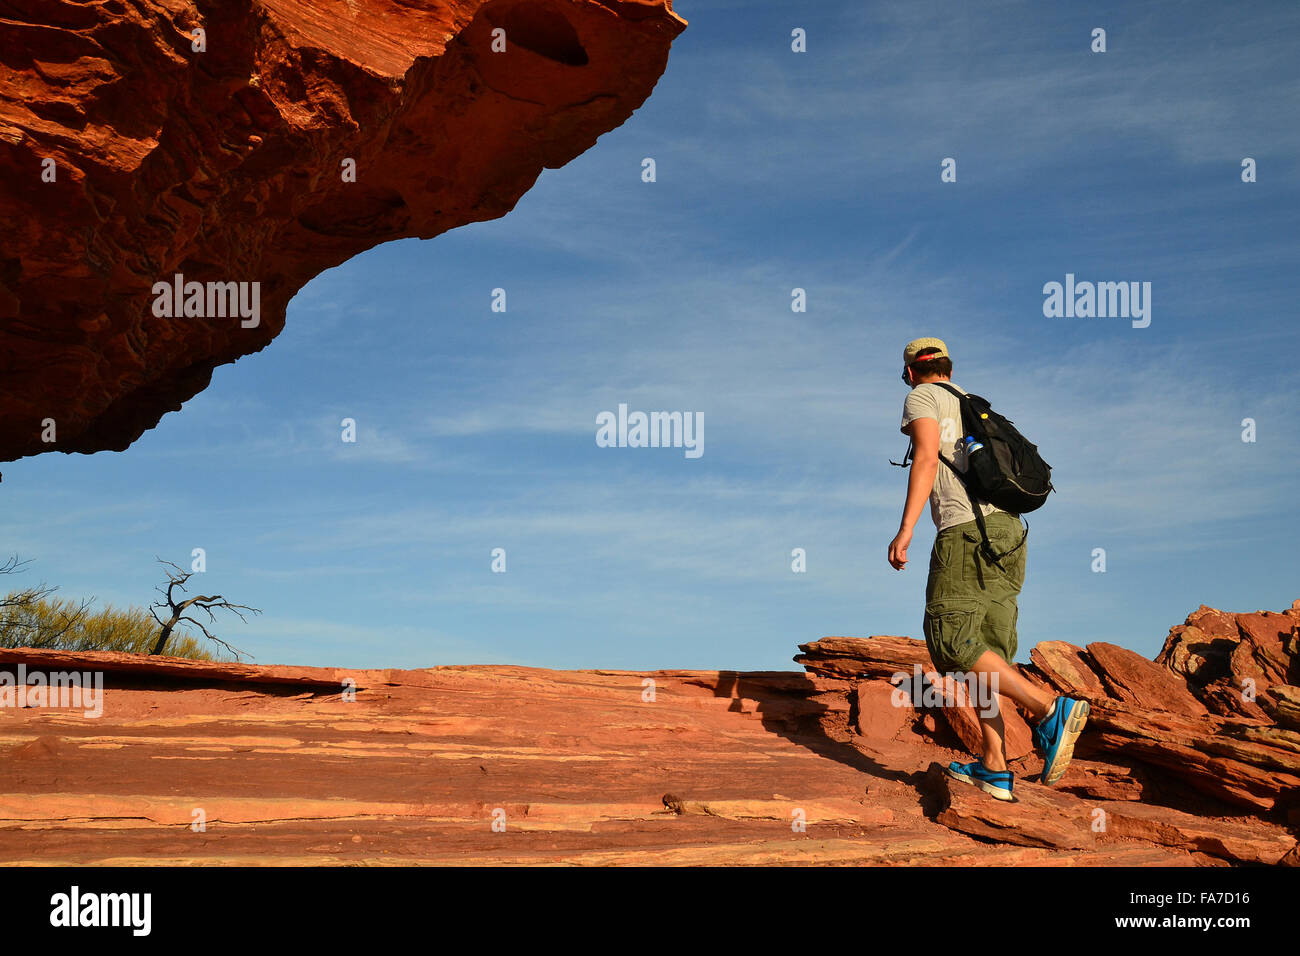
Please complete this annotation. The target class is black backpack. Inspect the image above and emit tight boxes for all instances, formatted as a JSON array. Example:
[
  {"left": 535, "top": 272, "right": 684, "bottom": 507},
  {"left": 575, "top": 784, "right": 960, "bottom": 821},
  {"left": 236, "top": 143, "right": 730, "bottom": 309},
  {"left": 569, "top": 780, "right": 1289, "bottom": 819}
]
[{"left": 894, "top": 382, "right": 1054, "bottom": 568}]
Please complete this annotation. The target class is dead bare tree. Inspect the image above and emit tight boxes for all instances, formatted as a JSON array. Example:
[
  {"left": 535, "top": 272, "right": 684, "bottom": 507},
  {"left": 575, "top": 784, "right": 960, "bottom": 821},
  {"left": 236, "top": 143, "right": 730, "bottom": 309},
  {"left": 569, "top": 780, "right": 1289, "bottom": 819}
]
[{"left": 149, "top": 558, "right": 259, "bottom": 659}]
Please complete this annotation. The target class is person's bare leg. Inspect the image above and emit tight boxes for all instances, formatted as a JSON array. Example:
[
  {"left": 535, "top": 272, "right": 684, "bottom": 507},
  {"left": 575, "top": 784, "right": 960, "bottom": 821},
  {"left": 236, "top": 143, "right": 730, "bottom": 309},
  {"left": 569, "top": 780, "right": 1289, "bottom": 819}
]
[
  {"left": 978, "top": 708, "right": 1008, "bottom": 772},
  {"left": 970, "top": 650, "right": 1055, "bottom": 721}
]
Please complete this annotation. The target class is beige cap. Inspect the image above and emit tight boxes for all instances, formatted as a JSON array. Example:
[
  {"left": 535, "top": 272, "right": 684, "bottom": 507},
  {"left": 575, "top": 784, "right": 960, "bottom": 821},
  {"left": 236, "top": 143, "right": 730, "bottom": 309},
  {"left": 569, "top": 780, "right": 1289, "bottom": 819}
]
[{"left": 902, "top": 337, "right": 950, "bottom": 366}]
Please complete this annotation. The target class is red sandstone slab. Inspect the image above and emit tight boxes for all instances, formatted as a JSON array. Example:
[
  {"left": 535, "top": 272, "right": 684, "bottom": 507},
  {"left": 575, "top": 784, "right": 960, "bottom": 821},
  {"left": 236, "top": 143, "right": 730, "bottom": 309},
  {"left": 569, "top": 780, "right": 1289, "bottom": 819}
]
[
  {"left": 1031, "top": 641, "right": 1110, "bottom": 700},
  {"left": 0, "top": 647, "right": 369, "bottom": 689},
  {"left": 1086, "top": 642, "right": 1209, "bottom": 717}
]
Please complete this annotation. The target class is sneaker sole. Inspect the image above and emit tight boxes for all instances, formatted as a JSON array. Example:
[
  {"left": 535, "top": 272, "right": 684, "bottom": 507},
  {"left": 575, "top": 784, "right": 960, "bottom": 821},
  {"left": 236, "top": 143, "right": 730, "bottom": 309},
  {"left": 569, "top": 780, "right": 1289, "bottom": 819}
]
[
  {"left": 945, "top": 766, "right": 1015, "bottom": 801},
  {"left": 976, "top": 778, "right": 1016, "bottom": 801},
  {"left": 1041, "top": 700, "right": 1090, "bottom": 785}
]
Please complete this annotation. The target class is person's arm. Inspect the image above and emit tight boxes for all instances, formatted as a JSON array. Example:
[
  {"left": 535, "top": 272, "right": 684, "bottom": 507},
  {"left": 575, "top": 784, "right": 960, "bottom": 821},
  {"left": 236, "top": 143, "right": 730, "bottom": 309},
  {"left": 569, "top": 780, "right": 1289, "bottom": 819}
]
[{"left": 888, "top": 416, "right": 940, "bottom": 569}]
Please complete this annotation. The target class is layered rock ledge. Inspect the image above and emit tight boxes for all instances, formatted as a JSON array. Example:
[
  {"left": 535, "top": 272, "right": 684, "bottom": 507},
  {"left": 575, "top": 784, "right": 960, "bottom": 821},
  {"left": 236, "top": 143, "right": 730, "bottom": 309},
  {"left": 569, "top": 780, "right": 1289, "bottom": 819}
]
[{"left": 1, "top": 601, "right": 1295, "bottom": 865}]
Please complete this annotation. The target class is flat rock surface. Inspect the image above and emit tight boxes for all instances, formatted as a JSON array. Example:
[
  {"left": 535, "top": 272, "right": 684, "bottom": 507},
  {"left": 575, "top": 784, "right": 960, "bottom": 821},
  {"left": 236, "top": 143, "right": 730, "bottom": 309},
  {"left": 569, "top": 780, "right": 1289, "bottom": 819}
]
[
  {"left": 0, "top": 652, "right": 1229, "bottom": 866},
  {"left": 4, "top": 599, "right": 1298, "bottom": 866}
]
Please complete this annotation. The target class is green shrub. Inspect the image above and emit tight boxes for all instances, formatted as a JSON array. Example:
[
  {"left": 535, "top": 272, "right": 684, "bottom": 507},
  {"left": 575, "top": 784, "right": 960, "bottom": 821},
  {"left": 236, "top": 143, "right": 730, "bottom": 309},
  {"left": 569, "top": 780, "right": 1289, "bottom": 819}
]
[{"left": 0, "top": 593, "right": 231, "bottom": 661}]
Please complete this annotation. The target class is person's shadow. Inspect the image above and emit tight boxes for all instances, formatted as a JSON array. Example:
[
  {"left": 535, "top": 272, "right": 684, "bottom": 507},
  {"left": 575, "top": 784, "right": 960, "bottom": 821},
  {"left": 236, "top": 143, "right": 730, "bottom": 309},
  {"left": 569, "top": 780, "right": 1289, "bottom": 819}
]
[{"left": 702, "top": 670, "right": 940, "bottom": 804}]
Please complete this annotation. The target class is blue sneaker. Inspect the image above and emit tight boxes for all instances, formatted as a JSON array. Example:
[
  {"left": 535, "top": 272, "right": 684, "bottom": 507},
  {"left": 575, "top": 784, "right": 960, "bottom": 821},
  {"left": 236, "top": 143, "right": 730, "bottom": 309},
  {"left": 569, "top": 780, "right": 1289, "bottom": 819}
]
[
  {"left": 1032, "top": 696, "right": 1090, "bottom": 785},
  {"left": 945, "top": 760, "right": 1015, "bottom": 801}
]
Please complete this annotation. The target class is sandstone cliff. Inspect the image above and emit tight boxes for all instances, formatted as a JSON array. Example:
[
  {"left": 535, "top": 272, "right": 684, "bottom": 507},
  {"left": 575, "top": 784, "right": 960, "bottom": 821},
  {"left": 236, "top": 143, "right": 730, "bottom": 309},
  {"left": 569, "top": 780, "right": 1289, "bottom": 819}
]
[
  {"left": 0, "top": 0, "right": 686, "bottom": 461},
  {"left": 1, "top": 601, "right": 1295, "bottom": 865}
]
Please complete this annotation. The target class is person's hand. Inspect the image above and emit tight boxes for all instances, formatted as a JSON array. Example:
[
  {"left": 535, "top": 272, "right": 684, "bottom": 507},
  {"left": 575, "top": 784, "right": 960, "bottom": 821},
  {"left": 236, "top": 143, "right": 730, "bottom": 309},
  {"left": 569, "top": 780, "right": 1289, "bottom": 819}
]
[{"left": 888, "top": 526, "right": 912, "bottom": 570}]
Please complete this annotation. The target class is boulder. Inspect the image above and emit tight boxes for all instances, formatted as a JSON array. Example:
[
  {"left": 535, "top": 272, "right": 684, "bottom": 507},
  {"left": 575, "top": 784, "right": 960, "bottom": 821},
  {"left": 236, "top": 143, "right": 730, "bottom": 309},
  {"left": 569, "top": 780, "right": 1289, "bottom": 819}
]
[
  {"left": 854, "top": 681, "right": 915, "bottom": 743},
  {"left": 1030, "top": 641, "right": 1110, "bottom": 700},
  {"left": 1086, "top": 641, "right": 1209, "bottom": 717}
]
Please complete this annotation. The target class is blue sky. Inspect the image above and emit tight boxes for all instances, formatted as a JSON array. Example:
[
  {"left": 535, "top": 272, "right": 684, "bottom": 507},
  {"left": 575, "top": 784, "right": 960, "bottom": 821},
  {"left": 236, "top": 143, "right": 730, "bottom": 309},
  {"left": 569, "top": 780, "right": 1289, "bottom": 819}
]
[{"left": 4, "top": 0, "right": 1298, "bottom": 671}]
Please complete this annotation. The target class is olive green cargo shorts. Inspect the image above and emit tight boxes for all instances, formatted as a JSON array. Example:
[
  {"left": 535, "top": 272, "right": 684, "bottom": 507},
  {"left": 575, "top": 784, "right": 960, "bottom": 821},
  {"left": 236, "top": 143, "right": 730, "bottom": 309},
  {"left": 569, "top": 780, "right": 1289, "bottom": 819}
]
[{"left": 923, "top": 511, "right": 1026, "bottom": 674}]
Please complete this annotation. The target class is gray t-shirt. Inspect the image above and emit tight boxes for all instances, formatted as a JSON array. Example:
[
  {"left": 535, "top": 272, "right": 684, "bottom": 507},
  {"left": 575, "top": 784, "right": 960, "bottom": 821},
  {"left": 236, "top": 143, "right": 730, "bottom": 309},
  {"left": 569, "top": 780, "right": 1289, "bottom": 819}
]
[{"left": 900, "top": 381, "right": 1004, "bottom": 532}]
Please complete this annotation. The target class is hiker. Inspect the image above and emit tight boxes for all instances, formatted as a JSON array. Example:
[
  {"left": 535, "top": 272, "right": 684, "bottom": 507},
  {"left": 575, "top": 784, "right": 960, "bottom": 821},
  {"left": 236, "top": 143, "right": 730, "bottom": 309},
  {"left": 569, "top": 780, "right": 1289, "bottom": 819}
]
[{"left": 887, "top": 337, "right": 1088, "bottom": 801}]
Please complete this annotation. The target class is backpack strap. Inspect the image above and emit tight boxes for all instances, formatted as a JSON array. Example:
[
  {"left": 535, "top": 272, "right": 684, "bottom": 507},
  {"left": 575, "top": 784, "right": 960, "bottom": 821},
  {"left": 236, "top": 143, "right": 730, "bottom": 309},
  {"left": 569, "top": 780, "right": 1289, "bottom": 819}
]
[
  {"left": 931, "top": 380, "right": 968, "bottom": 407},
  {"left": 889, "top": 438, "right": 914, "bottom": 468},
  {"left": 939, "top": 452, "right": 1028, "bottom": 570},
  {"left": 894, "top": 382, "right": 965, "bottom": 468},
  {"left": 927, "top": 381, "right": 1001, "bottom": 564}
]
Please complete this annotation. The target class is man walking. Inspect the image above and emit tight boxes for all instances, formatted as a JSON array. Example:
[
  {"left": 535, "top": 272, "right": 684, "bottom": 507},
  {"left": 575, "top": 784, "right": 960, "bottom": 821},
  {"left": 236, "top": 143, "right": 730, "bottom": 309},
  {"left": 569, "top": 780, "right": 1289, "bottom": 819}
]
[{"left": 888, "top": 337, "right": 1088, "bottom": 800}]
